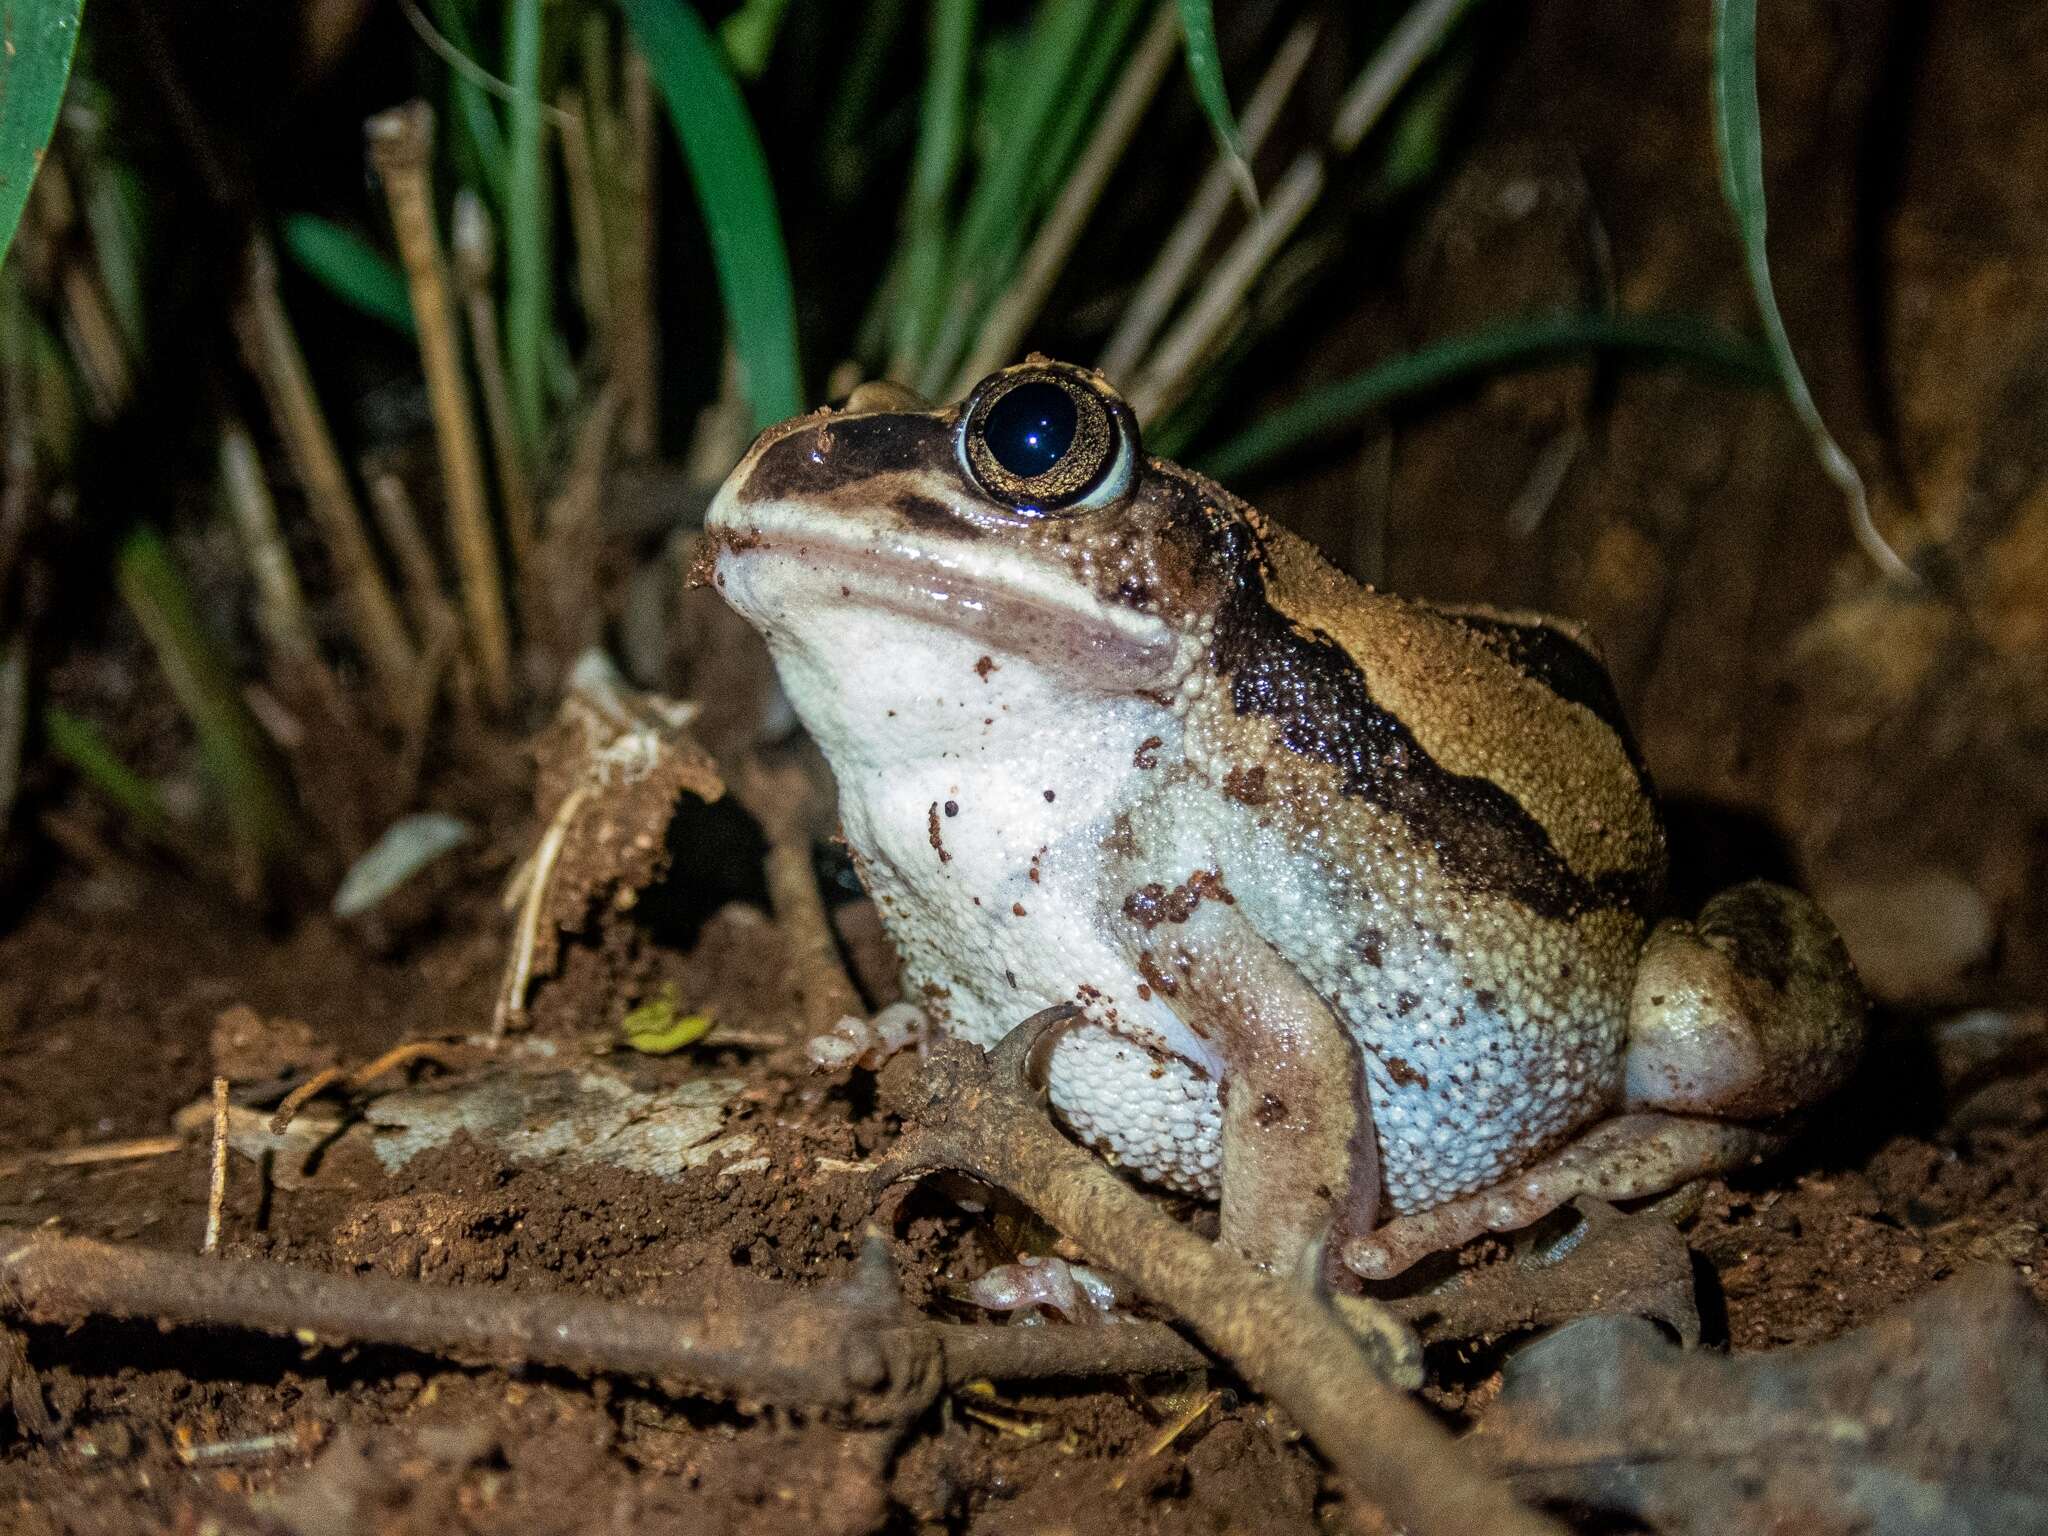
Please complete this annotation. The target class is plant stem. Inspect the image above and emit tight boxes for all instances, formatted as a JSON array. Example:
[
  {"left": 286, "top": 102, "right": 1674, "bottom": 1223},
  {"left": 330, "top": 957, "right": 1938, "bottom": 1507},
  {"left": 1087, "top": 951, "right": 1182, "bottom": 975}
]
[
  {"left": 617, "top": 44, "right": 660, "bottom": 458},
  {"left": 235, "top": 237, "right": 418, "bottom": 723},
  {"left": 367, "top": 102, "right": 515, "bottom": 715},
  {"left": 452, "top": 190, "right": 538, "bottom": 575},
  {"left": 505, "top": 0, "right": 549, "bottom": 451},
  {"left": 217, "top": 417, "right": 318, "bottom": 665}
]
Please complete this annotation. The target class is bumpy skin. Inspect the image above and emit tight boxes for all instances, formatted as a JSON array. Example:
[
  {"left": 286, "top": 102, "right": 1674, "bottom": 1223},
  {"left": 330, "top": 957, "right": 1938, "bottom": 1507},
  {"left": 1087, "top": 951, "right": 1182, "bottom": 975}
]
[{"left": 705, "top": 361, "right": 1863, "bottom": 1277}]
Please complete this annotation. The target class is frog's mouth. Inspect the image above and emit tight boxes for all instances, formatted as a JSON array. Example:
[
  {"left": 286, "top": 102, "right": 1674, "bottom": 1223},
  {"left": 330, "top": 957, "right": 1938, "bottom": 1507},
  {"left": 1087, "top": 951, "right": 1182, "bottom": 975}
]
[{"left": 709, "top": 496, "right": 1182, "bottom": 684}]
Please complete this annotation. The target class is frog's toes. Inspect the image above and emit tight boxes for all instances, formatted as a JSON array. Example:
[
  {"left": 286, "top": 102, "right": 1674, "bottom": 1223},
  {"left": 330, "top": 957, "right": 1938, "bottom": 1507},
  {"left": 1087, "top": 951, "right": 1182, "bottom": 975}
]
[{"left": 806, "top": 1000, "right": 928, "bottom": 1072}]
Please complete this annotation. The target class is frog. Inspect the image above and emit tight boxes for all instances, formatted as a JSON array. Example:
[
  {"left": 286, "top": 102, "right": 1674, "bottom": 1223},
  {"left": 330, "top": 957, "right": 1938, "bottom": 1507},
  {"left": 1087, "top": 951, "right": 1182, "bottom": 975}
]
[{"left": 703, "top": 359, "right": 1866, "bottom": 1285}]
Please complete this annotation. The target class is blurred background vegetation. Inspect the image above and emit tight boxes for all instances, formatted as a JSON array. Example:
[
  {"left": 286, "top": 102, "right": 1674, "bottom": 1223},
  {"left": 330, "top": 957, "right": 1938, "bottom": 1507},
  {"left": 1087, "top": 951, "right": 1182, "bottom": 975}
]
[{"left": 0, "top": 0, "right": 1846, "bottom": 922}]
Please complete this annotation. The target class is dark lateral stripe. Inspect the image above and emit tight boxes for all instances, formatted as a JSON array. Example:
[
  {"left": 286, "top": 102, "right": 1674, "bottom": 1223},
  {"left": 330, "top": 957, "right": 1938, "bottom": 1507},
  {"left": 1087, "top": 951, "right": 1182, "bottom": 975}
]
[
  {"left": 1212, "top": 568, "right": 1658, "bottom": 921},
  {"left": 1451, "top": 612, "right": 1652, "bottom": 785},
  {"left": 735, "top": 412, "right": 952, "bottom": 504}
]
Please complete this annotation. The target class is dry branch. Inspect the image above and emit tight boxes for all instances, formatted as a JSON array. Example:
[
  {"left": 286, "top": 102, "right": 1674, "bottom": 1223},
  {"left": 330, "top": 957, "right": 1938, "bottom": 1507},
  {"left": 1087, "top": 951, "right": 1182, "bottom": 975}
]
[
  {"left": 367, "top": 101, "right": 514, "bottom": 714},
  {"left": 876, "top": 1016, "right": 1563, "bottom": 1536},
  {"left": 0, "top": 1228, "right": 1205, "bottom": 1416}
]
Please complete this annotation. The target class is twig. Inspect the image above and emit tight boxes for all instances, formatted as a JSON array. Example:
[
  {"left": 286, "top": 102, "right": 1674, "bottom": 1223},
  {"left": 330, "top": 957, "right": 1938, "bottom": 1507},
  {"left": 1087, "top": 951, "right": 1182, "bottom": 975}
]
[
  {"left": 950, "top": 3, "right": 1180, "bottom": 394},
  {"left": 0, "top": 1135, "right": 185, "bottom": 1181},
  {"left": 235, "top": 237, "right": 419, "bottom": 723},
  {"left": 451, "top": 191, "right": 538, "bottom": 574},
  {"left": 218, "top": 416, "right": 319, "bottom": 665},
  {"left": 1123, "top": 0, "right": 1470, "bottom": 424},
  {"left": 735, "top": 758, "right": 864, "bottom": 1037},
  {"left": 203, "top": 1077, "right": 230, "bottom": 1256},
  {"left": 269, "top": 1040, "right": 466, "bottom": 1134},
  {"left": 367, "top": 102, "right": 515, "bottom": 716},
  {"left": 0, "top": 1227, "right": 1206, "bottom": 1412},
  {"left": 1098, "top": 18, "right": 1319, "bottom": 384},
  {"left": 362, "top": 466, "right": 461, "bottom": 657},
  {"left": 493, "top": 784, "right": 590, "bottom": 1038},
  {"left": 557, "top": 87, "right": 613, "bottom": 363},
  {"left": 1125, "top": 151, "right": 1323, "bottom": 425},
  {"left": 877, "top": 1020, "right": 1562, "bottom": 1536}
]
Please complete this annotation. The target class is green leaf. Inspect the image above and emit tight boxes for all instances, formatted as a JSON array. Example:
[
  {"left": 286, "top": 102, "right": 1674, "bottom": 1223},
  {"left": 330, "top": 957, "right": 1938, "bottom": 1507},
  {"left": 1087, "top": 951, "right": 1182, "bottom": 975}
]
[
  {"left": 115, "top": 527, "right": 296, "bottom": 864},
  {"left": 279, "top": 214, "right": 416, "bottom": 336},
  {"left": 42, "top": 704, "right": 173, "bottom": 844},
  {"left": 0, "top": 0, "right": 83, "bottom": 266},
  {"left": 1710, "top": 0, "right": 1912, "bottom": 583},
  {"left": 913, "top": 0, "right": 1096, "bottom": 396},
  {"left": 890, "top": 0, "right": 977, "bottom": 376},
  {"left": 621, "top": 0, "right": 803, "bottom": 431},
  {"left": 719, "top": 0, "right": 793, "bottom": 78},
  {"left": 1174, "top": 0, "right": 1255, "bottom": 207},
  {"left": 1195, "top": 312, "right": 1774, "bottom": 482},
  {"left": 425, "top": 0, "right": 510, "bottom": 210}
]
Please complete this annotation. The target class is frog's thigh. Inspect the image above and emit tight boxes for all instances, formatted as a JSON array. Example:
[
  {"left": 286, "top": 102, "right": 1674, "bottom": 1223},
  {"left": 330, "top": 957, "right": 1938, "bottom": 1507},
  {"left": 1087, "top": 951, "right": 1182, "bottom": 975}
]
[
  {"left": 1168, "top": 919, "right": 1375, "bottom": 1276},
  {"left": 1624, "top": 881, "right": 1865, "bottom": 1117},
  {"left": 1342, "top": 1112, "right": 1777, "bottom": 1281}
]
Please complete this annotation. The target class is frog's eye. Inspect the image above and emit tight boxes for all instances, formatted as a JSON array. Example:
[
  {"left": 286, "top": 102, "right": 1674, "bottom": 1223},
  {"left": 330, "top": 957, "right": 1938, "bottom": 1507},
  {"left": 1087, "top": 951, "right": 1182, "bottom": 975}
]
[{"left": 959, "top": 366, "right": 1135, "bottom": 515}]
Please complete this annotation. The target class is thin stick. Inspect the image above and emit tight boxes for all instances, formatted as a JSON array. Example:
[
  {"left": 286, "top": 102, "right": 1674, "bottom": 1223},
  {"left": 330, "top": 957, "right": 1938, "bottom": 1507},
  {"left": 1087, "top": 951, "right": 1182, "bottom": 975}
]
[
  {"left": 881, "top": 1024, "right": 1562, "bottom": 1536},
  {"left": 367, "top": 101, "right": 515, "bottom": 715},
  {"left": 493, "top": 784, "right": 590, "bottom": 1038},
  {"left": 362, "top": 465, "right": 459, "bottom": 653},
  {"left": 218, "top": 416, "right": 319, "bottom": 664},
  {"left": 1125, "top": 150, "right": 1323, "bottom": 425},
  {"left": 0, "top": 1135, "right": 186, "bottom": 1180},
  {"left": 1123, "top": 0, "right": 1470, "bottom": 425},
  {"left": 203, "top": 1077, "right": 230, "bottom": 1256},
  {"left": 558, "top": 87, "right": 613, "bottom": 362},
  {"left": 1098, "top": 18, "right": 1319, "bottom": 384},
  {"left": 235, "top": 237, "right": 418, "bottom": 723},
  {"left": 452, "top": 191, "right": 538, "bottom": 574},
  {"left": 950, "top": 4, "right": 1181, "bottom": 394},
  {"left": 735, "top": 758, "right": 864, "bottom": 1038},
  {"left": 541, "top": 382, "right": 622, "bottom": 542},
  {"left": 0, "top": 1227, "right": 1208, "bottom": 1406},
  {"left": 617, "top": 45, "right": 660, "bottom": 460}
]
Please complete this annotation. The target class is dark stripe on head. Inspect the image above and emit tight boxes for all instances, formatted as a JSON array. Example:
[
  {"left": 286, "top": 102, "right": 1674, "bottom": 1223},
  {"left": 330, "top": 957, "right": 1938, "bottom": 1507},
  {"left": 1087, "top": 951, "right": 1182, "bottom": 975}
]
[
  {"left": 737, "top": 412, "right": 953, "bottom": 504},
  {"left": 1211, "top": 550, "right": 1658, "bottom": 921}
]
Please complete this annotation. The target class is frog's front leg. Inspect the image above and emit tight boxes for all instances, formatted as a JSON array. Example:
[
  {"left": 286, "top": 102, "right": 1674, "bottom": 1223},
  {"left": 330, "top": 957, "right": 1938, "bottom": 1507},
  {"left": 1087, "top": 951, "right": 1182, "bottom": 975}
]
[
  {"left": 1144, "top": 906, "right": 1378, "bottom": 1279},
  {"left": 1345, "top": 881, "right": 1866, "bottom": 1281}
]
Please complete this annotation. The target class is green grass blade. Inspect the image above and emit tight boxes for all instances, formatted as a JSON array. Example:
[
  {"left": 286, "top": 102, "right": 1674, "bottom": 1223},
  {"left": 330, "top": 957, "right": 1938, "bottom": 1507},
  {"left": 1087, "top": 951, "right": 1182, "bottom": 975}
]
[
  {"left": 719, "top": 0, "right": 793, "bottom": 78},
  {"left": 913, "top": 0, "right": 1096, "bottom": 397},
  {"left": 115, "top": 527, "right": 296, "bottom": 863},
  {"left": 280, "top": 214, "right": 416, "bottom": 335},
  {"left": 1710, "top": 0, "right": 1911, "bottom": 583},
  {"left": 42, "top": 704, "right": 175, "bottom": 844},
  {"left": 1195, "top": 312, "right": 1774, "bottom": 482},
  {"left": 621, "top": 0, "right": 803, "bottom": 429},
  {"left": 889, "top": 0, "right": 977, "bottom": 377},
  {"left": 425, "top": 0, "right": 510, "bottom": 209},
  {"left": 0, "top": 0, "right": 82, "bottom": 265},
  {"left": 505, "top": 0, "right": 550, "bottom": 448},
  {"left": 1174, "top": 0, "right": 1255, "bottom": 207}
]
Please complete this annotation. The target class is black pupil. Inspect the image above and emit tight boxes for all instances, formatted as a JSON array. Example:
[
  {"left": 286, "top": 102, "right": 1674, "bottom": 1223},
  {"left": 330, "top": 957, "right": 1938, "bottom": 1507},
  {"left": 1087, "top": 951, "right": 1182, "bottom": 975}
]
[{"left": 983, "top": 382, "right": 1077, "bottom": 479}]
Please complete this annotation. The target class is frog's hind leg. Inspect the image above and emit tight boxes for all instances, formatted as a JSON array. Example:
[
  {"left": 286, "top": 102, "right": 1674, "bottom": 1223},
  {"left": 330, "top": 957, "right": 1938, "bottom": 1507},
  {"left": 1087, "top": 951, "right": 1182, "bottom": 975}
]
[
  {"left": 1342, "top": 882, "right": 1867, "bottom": 1282},
  {"left": 1622, "top": 880, "right": 1865, "bottom": 1118},
  {"left": 1341, "top": 1112, "right": 1777, "bottom": 1279}
]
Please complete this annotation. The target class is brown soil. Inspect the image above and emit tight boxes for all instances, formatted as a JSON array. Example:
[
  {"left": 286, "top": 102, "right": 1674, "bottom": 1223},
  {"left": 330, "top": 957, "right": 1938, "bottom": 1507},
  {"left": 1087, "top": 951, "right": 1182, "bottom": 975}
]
[{"left": 6, "top": 3, "right": 2048, "bottom": 1534}]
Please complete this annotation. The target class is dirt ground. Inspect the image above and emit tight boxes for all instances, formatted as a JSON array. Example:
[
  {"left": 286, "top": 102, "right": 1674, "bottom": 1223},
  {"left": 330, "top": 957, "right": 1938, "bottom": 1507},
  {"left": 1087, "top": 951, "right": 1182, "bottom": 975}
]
[{"left": 6, "top": 2, "right": 2048, "bottom": 1533}]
